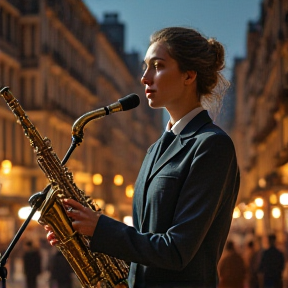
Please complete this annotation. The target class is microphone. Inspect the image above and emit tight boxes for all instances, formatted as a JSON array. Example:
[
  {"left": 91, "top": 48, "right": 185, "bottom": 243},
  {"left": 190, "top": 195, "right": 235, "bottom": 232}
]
[
  {"left": 107, "top": 93, "right": 140, "bottom": 114},
  {"left": 118, "top": 93, "right": 140, "bottom": 111},
  {"left": 71, "top": 93, "right": 140, "bottom": 143}
]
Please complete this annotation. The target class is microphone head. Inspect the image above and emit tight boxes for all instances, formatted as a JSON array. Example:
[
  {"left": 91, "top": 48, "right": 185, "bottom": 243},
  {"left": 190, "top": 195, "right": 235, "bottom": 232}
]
[{"left": 118, "top": 93, "right": 140, "bottom": 111}]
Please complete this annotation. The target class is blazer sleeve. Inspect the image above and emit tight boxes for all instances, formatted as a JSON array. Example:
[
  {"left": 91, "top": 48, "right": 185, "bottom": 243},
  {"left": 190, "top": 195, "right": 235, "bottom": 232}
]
[{"left": 90, "top": 133, "right": 239, "bottom": 270}]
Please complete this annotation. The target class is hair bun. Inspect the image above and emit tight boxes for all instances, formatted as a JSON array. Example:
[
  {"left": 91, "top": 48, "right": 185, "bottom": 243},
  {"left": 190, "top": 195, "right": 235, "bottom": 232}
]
[{"left": 208, "top": 38, "right": 225, "bottom": 71}]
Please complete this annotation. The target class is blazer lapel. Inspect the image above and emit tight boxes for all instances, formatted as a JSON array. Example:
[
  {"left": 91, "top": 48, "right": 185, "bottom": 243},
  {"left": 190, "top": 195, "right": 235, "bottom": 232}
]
[
  {"left": 139, "top": 110, "right": 212, "bottom": 229},
  {"left": 149, "top": 110, "right": 212, "bottom": 180},
  {"left": 149, "top": 136, "right": 183, "bottom": 178},
  {"left": 135, "top": 139, "right": 161, "bottom": 225}
]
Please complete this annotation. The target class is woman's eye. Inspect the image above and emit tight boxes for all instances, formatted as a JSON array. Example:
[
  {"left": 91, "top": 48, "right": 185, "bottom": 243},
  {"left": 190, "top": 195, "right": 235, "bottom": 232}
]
[{"left": 142, "top": 62, "right": 147, "bottom": 72}]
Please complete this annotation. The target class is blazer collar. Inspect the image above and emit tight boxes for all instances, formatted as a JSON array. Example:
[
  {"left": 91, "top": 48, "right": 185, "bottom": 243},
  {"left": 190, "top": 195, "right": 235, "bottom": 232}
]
[
  {"left": 149, "top": 110, "right": 212, "bottom": 179},
  {"left": 179, "top": 110, "right": 212, "bottom": 139}
]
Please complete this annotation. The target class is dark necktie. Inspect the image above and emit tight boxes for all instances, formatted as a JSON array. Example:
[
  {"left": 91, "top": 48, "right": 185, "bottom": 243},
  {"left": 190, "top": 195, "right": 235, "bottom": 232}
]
[{"left": 156, "top": 131, "right": 176, "bottom": 161}]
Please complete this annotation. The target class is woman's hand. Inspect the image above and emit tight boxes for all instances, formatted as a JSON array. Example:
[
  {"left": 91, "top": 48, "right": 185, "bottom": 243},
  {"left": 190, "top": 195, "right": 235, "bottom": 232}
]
[
  {"left": 64, "top": 198, "right": 101, "bottom": 237},
  {"left": 45, "top": 198, "right": 102, "bottom": 246},
  {"left": 45, "top": 225, "right": 58, "bottom": 246}
]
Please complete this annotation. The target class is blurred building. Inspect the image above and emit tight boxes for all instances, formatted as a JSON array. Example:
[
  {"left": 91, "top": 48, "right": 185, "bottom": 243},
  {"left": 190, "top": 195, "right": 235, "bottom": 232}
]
[
  {"left": 228, "top": 0, "right": 288, "bottom": 248},
  {"left": 0, "top": 0, "right": 162, "bottom": 267}
]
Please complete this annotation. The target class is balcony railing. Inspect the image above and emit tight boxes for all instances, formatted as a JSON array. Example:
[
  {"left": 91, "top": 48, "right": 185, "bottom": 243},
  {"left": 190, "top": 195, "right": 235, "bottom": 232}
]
[{"left": 42, "top": 44, "right": 97, "bottom": 95}]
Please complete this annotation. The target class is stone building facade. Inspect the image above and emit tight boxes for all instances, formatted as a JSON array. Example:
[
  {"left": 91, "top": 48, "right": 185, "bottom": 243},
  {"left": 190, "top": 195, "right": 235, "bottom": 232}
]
[
  {"left": 0, "top": 0, "right": 162, "bottom": 254},
  {"left": 231, "top": 0, "right": 288, "bottom": 243}
]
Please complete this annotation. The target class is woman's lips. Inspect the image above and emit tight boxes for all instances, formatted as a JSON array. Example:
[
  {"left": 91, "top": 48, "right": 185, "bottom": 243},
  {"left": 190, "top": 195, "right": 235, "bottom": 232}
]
[{"left": 145, "top": 89, "right": 156, "bottom": 97}]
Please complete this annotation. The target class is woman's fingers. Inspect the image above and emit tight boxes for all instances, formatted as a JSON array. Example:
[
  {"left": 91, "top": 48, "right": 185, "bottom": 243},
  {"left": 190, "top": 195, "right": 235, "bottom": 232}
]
[
  {"left": 63, "top": 198, "right": 84, "bottom": 210},
  {"left": 66, "top": 205, "right": 100, "bottom": 237},
  {"left": 46, "top": 229, "right": 58, "bottom": 246}
]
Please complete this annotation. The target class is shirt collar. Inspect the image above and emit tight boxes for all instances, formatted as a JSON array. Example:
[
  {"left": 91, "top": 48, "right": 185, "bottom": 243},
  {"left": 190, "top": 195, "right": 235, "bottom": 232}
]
[{"left": 166, "top": 106, "right": 204, "bottom": 135}]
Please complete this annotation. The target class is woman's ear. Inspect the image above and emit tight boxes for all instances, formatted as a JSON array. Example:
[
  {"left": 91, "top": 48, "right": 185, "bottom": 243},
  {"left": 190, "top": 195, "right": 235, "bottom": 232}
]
[{"left": 184, "top": 71, "right": 197, "bottom": 84}]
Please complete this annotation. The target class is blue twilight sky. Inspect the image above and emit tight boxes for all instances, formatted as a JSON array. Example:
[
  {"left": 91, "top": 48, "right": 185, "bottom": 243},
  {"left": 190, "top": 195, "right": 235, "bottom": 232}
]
[{"left": 83, "top": 0, "right": 262, "bottom": 80}]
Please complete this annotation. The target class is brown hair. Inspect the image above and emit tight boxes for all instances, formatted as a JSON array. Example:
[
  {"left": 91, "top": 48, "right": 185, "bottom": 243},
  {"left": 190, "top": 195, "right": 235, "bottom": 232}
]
[{"left": 149, "top": 27, "right": 230, "bottom": 119}]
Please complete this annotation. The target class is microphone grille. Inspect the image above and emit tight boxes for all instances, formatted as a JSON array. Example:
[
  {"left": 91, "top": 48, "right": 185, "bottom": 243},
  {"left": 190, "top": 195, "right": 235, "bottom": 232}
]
[{"left": 119, "top": 94, "right": 140, "bottom": 111}]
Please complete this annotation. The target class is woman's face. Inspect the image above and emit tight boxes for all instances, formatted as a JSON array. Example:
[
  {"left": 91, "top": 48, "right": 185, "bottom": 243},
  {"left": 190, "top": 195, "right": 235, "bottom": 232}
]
[{"left": 141, "top": 41, "right": 188, "bottom": 111}]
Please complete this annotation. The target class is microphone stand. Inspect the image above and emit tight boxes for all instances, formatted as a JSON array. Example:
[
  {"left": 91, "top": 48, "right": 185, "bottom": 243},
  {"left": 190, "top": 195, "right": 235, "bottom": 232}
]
[
  {"left": 0, "top": 139, "right": 78, "bottom": 288},
  {"left": 0, "top": 185, "right": 49, "bottom": 288}
]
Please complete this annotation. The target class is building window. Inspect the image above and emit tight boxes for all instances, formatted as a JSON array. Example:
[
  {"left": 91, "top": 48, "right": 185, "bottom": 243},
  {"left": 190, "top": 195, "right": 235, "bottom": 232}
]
[
  {"left": 31, "top": 76, "right": 35, "bottom": 107},
  {"left": 0, "top": 62, "right": 4, "bottom": 85},
  {"left": 31, "top": 24, "right": 35, "bottom": 57},
  {"left": 8, "top": 67, "right": 14, "bottom": 88},
  {"left": 31, "top": 176, "right": 37, "bottom": 194},
  {"left": 6, "top": 13, "right": 11, "bottom": 42},
  {"left": 20, "top": 77, "right": 26, "bottom": 105},
  {"left": 0, "top": 8, "right": 3, "bottom": 37},
  {"left": 11, "top": 122, "right": 16, "bottom": 164},
  {"left": 0, "top": 217, "right": 15, "bottom": 244},
  {"left": 20, "top": 25, "right": 25, "bottom": 57}
]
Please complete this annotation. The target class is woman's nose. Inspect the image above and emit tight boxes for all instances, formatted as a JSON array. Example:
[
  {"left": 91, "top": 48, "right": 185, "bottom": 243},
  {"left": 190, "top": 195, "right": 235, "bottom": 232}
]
[{"left": 141, "top": 73, "right": 152, "bottom": 86}]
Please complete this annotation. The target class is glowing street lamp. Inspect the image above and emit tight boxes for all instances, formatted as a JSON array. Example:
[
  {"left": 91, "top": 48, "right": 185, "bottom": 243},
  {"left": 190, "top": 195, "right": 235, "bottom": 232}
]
[
  {"left": 18, "top": 206, "right": 40, "bottom": 221},
  {"left": 93, "top": 173, "right": 103, "bottom": 185},
  {"left": 1, "top": 160, "right": 12, "bottom": 175},
  {"left": 114, "top": 174, "right": 123, "bottom": 186},
  {"left": 243, "top": 210, "right": 253, "bottom": 219},
  {"left": 255, "top": 209, "right": 264, "bottom": 219},
  {"left": 125, "top": 184, "right": 134, "bottom": 198},
  {"left": 271, "top": 207, "right": 281, "bottom": 219},
  {"left": 280, "top": 192, "right": 288, "bottom": 206},
  {"left": 255, "top": 197, "right": 264, "bottom": 207},
  {"left": 233, "top": 207, "right": 241, "bottom": 219}
]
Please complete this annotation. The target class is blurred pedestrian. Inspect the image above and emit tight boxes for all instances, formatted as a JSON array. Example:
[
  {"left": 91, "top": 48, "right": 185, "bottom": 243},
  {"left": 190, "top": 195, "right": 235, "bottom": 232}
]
[
  {"left": 23, "top": 241, "right": 42, "bottom": 288},
  {"left": 49, "top": 250, "right": 74, "bottom": 288},
  {"left": 258, "top": 234, "right": 285, "bottom": 288},
  {"left": 244, "top": 240, "right": 262, "bottom": 288},
  {"left": 218, "top": 240, "right": 246, "bottom": 288}
]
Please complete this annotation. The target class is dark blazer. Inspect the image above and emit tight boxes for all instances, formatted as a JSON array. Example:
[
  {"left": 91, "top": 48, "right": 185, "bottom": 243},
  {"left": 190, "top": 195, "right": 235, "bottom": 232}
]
[{"left": 91, "top": 110, "right": 240, "bottom": 288}]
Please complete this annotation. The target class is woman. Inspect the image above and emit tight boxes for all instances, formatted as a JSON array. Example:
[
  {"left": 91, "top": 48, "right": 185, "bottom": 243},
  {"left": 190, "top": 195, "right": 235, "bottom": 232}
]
[{"left": 47, "top": 27, "right": 240, "bottom": 288}]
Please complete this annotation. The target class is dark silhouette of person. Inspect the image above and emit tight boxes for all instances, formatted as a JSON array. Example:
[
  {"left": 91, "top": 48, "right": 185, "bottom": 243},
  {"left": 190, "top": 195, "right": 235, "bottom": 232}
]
[
  {"left": 243, "top": 240, "right": 262, "bottom": 288},
  {"left": 246, "top": 237, "right": 264, "bottom": 288},
  {"left": 23, "top": 241, "right": 42, "bottom": 288},
  {"left": 218, "top": 240, "right": 246, "bottom": 288},
  {"left": 49, "top": 250, "right": 74, "bottom": 288},
  {"left": 258, "top": 234, "right": 285, "bottom": 288}
]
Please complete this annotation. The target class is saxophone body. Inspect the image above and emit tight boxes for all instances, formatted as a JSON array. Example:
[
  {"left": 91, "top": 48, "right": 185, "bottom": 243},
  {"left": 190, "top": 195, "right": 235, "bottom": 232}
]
[{"left": 0, "top": 87, "right": 129, "bottom": 288}]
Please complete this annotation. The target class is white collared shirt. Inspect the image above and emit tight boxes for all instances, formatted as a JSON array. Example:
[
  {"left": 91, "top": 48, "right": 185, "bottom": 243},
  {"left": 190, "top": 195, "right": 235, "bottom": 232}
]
[{"left": 165, "top": 106, "right": 204, "bottom": 135}]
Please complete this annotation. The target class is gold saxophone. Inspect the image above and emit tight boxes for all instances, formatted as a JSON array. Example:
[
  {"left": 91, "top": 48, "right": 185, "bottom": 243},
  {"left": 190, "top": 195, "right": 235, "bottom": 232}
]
[{"left": 0, "top": 87, "right": 140, "bottom": 288}]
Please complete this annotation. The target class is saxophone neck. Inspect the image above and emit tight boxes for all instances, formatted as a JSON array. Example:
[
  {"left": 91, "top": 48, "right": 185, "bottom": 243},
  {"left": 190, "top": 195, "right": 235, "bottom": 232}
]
[
  {"left": 71, "top": 107, "right": 108, "bottom": 144},
  {"left": 71, "top": 93, "right": 139, "bottom": 145}
]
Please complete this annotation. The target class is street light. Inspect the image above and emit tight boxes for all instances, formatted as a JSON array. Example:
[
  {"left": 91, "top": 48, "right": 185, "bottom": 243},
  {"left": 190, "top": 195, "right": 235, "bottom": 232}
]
[
  {"left": 255, "top": 197, "right": 264, "bottom": 207},
  {"left": 271, "top": 207, "right": 281, "bottom": 219},
  {"left": 233, "top": 206, "right": 241, "bottom": 218},
  {"left": 125, "top": 184, "right": 134, "bottom": 198},
  {"left": 93, "top": 173, "right": 103, "bottom": 186},
  {"left": 1, "top": 160, "right": 12, "bottom": 175},
  {"left": 105, "top": 204, "right": 115, "bottom": 215},
  {"left": 279, "top": 192, "right": 288, "bottom": 206},
  {"left": 18, "top": 206, "right": 40, "bottom": 221},
  {"left": 114, "top": 174, "right": 123, "bottom": 186},
  {"left": 255, "top": 209, "right": 264, "bottom": 219},
  {"left": 269, "top": 194, "right": 278, "bottom": 205},
  {"left": 0, "top": 160, "right": 13, "bottom": 195},
  {"left": 243, "top": 210, "right": 253, "bottom": 219}
]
